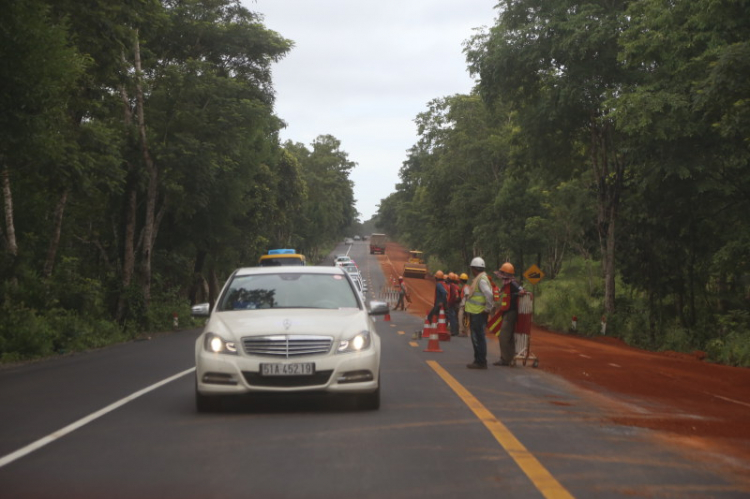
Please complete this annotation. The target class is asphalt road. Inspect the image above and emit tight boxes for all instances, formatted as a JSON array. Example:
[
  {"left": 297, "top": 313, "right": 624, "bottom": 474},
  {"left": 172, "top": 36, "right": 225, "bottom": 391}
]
[{"left": 1, "top": 240, "right": 746, "bottom": 498}]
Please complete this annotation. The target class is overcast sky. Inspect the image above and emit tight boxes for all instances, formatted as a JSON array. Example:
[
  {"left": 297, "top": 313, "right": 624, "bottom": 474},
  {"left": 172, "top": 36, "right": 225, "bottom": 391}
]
[{"left": 246, "top": 1, "right": 499, "bottom": 221}]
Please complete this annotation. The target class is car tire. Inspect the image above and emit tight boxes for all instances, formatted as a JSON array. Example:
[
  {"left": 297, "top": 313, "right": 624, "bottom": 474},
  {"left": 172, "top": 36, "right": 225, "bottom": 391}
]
[
  {"left": 195, "top": 379, "right": 222, "bottom": 413},
  {"left": 356, "top": 382, "right": 380, "bottom": 411}
]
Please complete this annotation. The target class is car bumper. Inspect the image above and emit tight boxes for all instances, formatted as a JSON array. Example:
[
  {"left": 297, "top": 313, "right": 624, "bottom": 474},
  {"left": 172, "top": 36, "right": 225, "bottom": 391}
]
[{"left": 196, "top": 348, "right": 380, "bottom": 396}]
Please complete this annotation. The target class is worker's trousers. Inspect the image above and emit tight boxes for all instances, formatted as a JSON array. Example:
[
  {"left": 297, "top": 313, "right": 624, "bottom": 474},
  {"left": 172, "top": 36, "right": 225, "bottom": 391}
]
[
  {"left": 498, "top": 309, "right": 518, "bottom": 364},
  {"left": 469, "top": 312, "right": 488, "bottom": 366}
]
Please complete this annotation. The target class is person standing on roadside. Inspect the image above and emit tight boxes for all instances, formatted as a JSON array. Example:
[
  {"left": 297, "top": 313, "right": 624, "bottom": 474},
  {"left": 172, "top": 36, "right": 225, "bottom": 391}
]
[
  {"left": 464, "top": 257, "right": 494, "bottom": 369},
  {"left": 445, "top": 273, "right": 461, "bottom": 336},
  {"left": 426, "top": 270, "right": 448, "bottom": 324},
  {"left": 492, "top": 262, "right": 524, "bottom": 366},
  {"left": 458, "top": 273, "right": 470, "bottom": 337},
  {"left": 395, "top": 276, "right": 409, "bottom": 311}
]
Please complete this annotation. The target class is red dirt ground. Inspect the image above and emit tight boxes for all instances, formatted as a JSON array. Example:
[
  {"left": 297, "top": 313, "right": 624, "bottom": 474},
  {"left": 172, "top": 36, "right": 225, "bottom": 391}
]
[{"left": 378, "top": 242, "right": 750, "bottom": 468}]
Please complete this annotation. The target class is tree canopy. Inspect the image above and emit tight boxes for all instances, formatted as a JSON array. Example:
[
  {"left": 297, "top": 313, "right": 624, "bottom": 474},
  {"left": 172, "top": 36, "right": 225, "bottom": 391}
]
[
  {"left": 376, "top": 0, "right": 750, "bottom": 363},
  {"left": 0, "top": 0, "right": 358, "bottom": 360}
]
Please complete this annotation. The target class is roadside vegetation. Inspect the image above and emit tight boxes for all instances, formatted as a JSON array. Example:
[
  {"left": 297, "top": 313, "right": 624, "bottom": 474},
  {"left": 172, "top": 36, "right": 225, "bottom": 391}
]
[
  {"left": 0, "top": 0, "right": 358, "bottom": 362},
  {"left": 376, "top": 0, "right": 750, "bottom": 366}
]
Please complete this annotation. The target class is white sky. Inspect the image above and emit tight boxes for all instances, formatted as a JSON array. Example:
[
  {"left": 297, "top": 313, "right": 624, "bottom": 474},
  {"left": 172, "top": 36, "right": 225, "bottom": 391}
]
[{"left": 247, "top": 0, "right": 498, "bottom": 221}]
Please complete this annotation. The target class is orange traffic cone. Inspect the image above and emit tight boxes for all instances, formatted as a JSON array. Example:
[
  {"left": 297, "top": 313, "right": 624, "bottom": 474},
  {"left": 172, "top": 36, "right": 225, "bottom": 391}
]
[
  {"left": 421, "top": 314, "right": 431, "bottom": 338},
  {"left": 423, "top": 331, "right": 443, "bottom": 353},
  {"left": 384, "top": 311, "right": 391, "bottom": 321},
  {"left": 436, "top": 306, "right": 450, "bottom": 341}
]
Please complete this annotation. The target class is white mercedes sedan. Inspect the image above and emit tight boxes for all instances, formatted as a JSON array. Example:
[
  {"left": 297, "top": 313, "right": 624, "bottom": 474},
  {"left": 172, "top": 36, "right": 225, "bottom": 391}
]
[{"left": 191, "top": 266, "right": 388, "bottom": 412}]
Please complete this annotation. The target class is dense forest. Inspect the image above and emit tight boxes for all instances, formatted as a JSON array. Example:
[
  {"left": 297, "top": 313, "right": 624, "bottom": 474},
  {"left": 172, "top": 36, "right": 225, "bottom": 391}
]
[
  {"left": 0, "top": 0, "right": 358, "bottom": 360},
  {"left": 376, "top": 0, "right": 750, "bottom": 365},
  {"left": 2, "top": 0, "right": 749, "bottom": 366}
]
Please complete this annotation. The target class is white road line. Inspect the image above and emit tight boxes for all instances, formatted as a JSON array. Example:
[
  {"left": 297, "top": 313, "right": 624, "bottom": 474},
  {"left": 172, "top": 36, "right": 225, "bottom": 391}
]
[
  {"left": 708, "top": 393, "right": 750, "bottom": 408},
  {"left": 579, "top": 354, "right": 592, "bottom": 359},
  {"left": 0, "top": 367, "right": 195, "bottom": 469},
  {"left": 609, "top": 363, "right": 621, "bottom": 368}
]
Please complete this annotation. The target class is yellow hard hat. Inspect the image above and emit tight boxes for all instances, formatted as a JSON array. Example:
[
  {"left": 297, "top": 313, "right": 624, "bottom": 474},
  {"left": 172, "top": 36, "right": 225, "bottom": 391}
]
[{"left": 460, "top": 273, "right": 469, "bottom": 281}]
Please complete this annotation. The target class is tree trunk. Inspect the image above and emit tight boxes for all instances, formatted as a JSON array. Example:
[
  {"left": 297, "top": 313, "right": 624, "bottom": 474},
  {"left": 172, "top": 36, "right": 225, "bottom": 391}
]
[
  {"left": 189, "top": 250, "right": 208, "bottom": 305},
  {"left": 133, "top": 31, "right": 158, "bottom": 307},
  {"left": 116, "top": 79, "right": 137, "bottom": 322},
  {"left": 604, "top": 211, "right": 617, "bottom": 313},
  {"left": 2, "top": 163, "right": 18, "bottom": 257},
  {"left": 116, "top": 176, "right": 138, "bottom": 322},
  {"left": 208, "top": 266, "right": 221, "bottom": 308},
  {"left": 42, "top": 187, "right": 69, "bottom": 278},
  {"left": 590, "top": 120, "right": 622, "bottom": 315}
]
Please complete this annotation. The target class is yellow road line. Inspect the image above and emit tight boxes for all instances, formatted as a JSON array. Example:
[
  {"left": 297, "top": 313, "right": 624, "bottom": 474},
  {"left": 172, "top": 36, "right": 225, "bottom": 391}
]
[
  {"left": 427, "top": 360, "right": 574, "bottom": 499},
  {"left": 409, "top": 341, "right": 419, "bottom": 347},
  {"left": 398, "top": 330, "right": 405, "bottom": 335}
]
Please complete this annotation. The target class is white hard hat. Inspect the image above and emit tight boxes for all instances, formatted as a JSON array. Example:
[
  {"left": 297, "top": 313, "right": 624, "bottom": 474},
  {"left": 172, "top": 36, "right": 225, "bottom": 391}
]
[{"left": 470, "top": 257, "right": 485, "bottom": 268}]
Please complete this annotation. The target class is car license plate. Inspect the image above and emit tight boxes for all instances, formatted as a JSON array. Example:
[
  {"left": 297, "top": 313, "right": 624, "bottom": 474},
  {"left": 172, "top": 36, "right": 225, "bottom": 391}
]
[{"left": 260, "top": 363, "right": 315, "bottom": 376}]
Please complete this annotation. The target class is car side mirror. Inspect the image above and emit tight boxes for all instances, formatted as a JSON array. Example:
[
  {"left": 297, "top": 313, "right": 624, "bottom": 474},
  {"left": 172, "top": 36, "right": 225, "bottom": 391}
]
[
  {"left": 368, "top": 300, "right": 389, "bottom": 316},
  {"left": 191, "top": 302, "right": 210, "bottom": 317}
]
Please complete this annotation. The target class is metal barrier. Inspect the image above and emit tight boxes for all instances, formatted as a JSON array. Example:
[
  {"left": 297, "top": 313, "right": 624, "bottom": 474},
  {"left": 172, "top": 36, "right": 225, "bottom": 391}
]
[{"left": 379, "top": 286, "right": 400, "bottom": 308}]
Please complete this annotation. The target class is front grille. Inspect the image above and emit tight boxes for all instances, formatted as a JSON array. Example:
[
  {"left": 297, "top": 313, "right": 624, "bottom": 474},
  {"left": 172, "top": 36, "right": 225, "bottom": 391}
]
[
  {"left": 243, "top": 370, "right": 333, "bottom": 387},
  {"left": 242, "top": 335, "right": 333, "bottom": 358}
]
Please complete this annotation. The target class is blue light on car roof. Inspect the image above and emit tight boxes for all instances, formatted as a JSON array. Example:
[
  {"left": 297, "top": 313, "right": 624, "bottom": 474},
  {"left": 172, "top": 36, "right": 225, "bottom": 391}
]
[{"left": 268, "top": 249, "right": 296, "bottom": 255}]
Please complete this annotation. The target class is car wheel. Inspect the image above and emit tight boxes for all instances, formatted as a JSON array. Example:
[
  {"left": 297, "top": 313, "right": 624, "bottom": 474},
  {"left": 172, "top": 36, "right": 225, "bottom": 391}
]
[
  {"left": 195, "top": 379, "right": 222, "bottom": 413},
  {"left": 356, "top": 382, "right": 380, "bottom": 411}
]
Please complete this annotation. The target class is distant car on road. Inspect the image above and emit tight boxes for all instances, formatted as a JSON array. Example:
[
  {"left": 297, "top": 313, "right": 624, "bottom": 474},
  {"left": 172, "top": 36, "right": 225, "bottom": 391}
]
[
  {"left": 334, "top": 255, "right": 354, "bottom": 267},
  {"left": 191, "top": 266, "right": 388, "bottom": 412},
  {"left": 258, "top": 249, "right": 306, "bottom": 266}
]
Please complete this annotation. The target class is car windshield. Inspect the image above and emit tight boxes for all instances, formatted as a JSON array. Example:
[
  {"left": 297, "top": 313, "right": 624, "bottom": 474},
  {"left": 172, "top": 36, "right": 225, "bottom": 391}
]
[{"left": 217, "top": 273, "right": 359, "bottom": 311}]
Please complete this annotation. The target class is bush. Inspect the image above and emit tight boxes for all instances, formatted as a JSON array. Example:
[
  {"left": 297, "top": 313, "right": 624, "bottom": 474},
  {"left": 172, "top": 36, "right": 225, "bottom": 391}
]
[
  {"left": 0, "top": 304, "right": 59, "bottom": 362},
  {"left": 0, "top": 302, "right": 128, "bottom": 362},
  {"left": 706, "top": 310, "right": 750, "bottom": 366},
  {"left": 533, "top": 257, "right": 604, "bottom": 336},
  {"left": 145, "top": 287, "right": 193, "bottom": 332}
]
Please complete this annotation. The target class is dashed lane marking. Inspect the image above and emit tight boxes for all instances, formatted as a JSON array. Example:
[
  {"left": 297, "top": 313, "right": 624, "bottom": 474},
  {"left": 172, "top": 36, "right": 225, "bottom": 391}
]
[
  {"left": 427, "top": 360, "right": 574, "bottom": 499},
  {"left": 409, "top": 341, "right": 419, "bottom": 347},
  {"left": 608, "top": 363, "right": 621, "bottom": 368}
]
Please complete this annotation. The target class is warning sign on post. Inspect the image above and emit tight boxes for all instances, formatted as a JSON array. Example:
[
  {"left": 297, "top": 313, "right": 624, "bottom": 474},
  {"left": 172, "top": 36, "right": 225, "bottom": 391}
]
[{"left": 523, "top": 264, "right": 545, "bottom": 285}]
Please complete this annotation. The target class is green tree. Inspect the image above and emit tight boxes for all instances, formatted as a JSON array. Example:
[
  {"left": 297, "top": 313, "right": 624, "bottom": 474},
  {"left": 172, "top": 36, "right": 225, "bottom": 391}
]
[
  {"left": 613, "top": 0, "right": 750, "bottom": 334},
  {"left": 287, "top": 135, "right": 357, "bottom": 261},
  {"left": 466, "top": 0, "right": 631, "bottom": 313},
  {"left": 0, "top": 0, "right": 84, "bottom": 266}
]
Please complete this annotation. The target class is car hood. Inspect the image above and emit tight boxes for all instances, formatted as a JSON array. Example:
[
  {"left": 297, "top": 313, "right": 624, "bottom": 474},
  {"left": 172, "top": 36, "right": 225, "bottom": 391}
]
[{"left": 208, "top": 308, "right": 371, "bottom": 339}]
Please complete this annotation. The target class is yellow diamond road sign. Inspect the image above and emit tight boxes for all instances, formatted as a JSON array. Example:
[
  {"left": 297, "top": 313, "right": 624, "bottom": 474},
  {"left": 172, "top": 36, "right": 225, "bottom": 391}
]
[{"left": 523, "top": 264, "right": 545, "bottom": 285}]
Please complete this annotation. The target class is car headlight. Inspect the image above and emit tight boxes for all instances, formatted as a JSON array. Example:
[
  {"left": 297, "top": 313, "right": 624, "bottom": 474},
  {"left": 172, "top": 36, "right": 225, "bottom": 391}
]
[
  {"left": 337, "top": 330, "right": 371, "bottom": 353},
  {"left": 204, "top": 333, "right": 238, "bottom": 355}
]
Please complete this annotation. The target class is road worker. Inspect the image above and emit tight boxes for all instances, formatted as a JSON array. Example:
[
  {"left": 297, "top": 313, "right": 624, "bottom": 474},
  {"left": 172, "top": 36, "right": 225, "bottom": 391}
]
[
  {"left": 426, "top": 270, "right": 448, "bottom": 324},
  {"left": 464, "top": 258, "right": 494, "bottom": 369},
  {"left": 445, "top": 273, "right": 461, "bottom": 336},
  {"left": 395, "top": 276, "right": 409, "bottom": 311},
  {"left": 492, "top": 262, "right": 525, "bottom": 366},
  {"left": 458, "top": 272, "right": 470, "bottom": 336}
]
